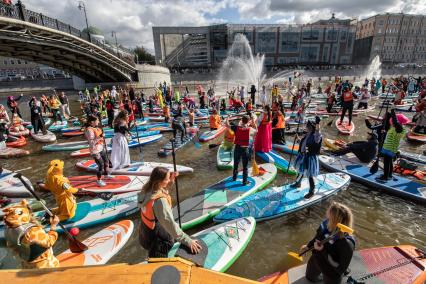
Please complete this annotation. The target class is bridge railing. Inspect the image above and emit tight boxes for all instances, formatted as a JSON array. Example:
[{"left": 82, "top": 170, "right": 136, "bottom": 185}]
[{"left": 0, "top": 1, "right": 135, "bottom": 67}]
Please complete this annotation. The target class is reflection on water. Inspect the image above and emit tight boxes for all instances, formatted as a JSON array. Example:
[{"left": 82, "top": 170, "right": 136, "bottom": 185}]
[{"left": 0, "top": 95, "right": 424, "bottom": 280}]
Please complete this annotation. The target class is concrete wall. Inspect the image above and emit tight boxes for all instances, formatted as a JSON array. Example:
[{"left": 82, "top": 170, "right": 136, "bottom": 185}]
[
  {"left": 134, "top": 64, "right": 171, "bottom": 89},
  {"left": 0, "top": 78, "right": 74, "bottom": 93}
]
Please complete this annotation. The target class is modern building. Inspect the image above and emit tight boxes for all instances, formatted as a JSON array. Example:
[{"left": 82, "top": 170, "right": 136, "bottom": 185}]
[
  {"left": 153, "top": 14, "right": 357, "bottom": 68},
  {"left": 354, "top": 13, "right": 426, "bottom": 65},
  {"left": 0, "top": 56, "right": 66, "bottom": 80}
]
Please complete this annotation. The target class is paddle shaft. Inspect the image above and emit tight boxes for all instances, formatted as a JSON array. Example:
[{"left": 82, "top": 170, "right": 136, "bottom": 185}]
[
  {"left": 298, "top": 229, "right": 341, "bottom": 257},
  {"left": 14, "top": 174, "right": 83, "bottom": 243},
  {"left": 170, "top": 139, "right": 182, "bottom": 228}
]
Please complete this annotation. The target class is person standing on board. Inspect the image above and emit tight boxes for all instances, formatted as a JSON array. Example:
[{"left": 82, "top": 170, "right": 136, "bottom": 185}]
[
  {"left": 301, "top": 202, "right": 355, "bottom": 283},
  {"left": 254, "top": 105, "right": 272, "bottom": 153},
  {"left": 138, "top": 167, "right": 202, "bottom": 257},
  {"left": 226, "top": 115, "right": 257, "bottom": 185},
  {"left": 292, "top": 117, "right": 322, "bottom": 199},
  {"left": 249, "top": 85, "right": 256, "bottom": 106},
  {"left": 338, "top": 86, "right": 354, "bottom": 129},
  {"left": 111, "top": 110, "right": 131, "bottom": 170}
]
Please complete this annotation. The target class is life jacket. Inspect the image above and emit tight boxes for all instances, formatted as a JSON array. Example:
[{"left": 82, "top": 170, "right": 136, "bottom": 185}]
[
  {"left": 140, "top": 192, "right": 172, "bottom": 230},
  {"left": 224, "top": 128, "right": 235, "bottom": 143},
  {"left": 234, "top": 126, "right": 250, "bottom": 147},
  {"left": 86, "top": 126, "right": 103, "bottom": 147},
  {"left": 342, "top": 91, "right": 353, "bottom": 102},
  {"left": 209, "top": 114, "right": 221, "bottom": 129},
  {"left": 12, "top": 116, "right": 21, "bottom": 127},
  {"left": 275, "top": 114, "right": 285, "bottom": 129},
  {"left": 5, "top": 223, "right": 49, "bottom": 262},
  {"left": 319, "top": 219, "right": 356, "bottom": 248},
  {"left": 261, "top": 113, "right": 271, "bottom": 125},
  {"left": 49, "top": 99, "right": 60, "bottom": 109},
  {"left": 163, "top": 106, "right": 170, "bottom": 118},
  {"left": 246, "top": 102, "right": 253, "bottom": 111}
]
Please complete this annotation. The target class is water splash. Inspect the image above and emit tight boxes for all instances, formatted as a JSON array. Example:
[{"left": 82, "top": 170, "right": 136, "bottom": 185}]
[{"left": 364, "top": 55, "right": 382, "bottom": 80}]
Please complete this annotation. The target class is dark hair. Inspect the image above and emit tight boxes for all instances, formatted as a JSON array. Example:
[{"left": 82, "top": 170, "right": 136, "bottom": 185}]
[
  {"left": 264, "top": 105, "right": 271, "bottom": 122},
  {"left": 114, "top": 110, "right": 128, "bottom": 126},
  {"left": 142, "top": 167, "right": 170, "bottom": 194},
  {"left": 241, "top": 115, "right": 249, "bottom": 124},
  {"left": 85, "top": 115, "right": 99, "bottom": 127}
]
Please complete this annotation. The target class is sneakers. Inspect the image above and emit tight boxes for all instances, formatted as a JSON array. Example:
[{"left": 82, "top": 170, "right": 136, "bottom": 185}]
[
  {"left": 375, "top": 175, "right": 388, "bottom": 182},
  {"left": 97, "top": 180, "right": 106, "bottom": 187},
  {"left": 304, "top": 191, "right": 314, "bottom": 199}
]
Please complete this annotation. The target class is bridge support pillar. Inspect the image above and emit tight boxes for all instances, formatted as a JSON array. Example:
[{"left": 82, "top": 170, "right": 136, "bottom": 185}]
[{"left": 134, "top": 64, "right": 171, "bottom": 90}]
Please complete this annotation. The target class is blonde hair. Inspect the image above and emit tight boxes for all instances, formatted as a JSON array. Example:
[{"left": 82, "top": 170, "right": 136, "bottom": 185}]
[{"left": 327, "top": 202, "right": 353, "bottom": 234}]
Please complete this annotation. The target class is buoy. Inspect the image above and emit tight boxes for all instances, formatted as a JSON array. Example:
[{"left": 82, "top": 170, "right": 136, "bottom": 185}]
[{"left": 69, "top": 227, "right": 80, "bottom": 236}]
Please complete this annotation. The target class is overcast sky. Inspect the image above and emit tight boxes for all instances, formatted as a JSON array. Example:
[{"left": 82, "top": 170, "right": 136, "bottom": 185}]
[{"left": 22, "top": 0, "right": 426, "bottom": 52}]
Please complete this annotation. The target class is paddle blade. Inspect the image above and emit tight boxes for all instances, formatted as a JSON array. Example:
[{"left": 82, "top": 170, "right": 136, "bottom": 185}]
[
  {"left": 337, "top": 223, "right": 354, "bottom": 234},
  {"left": 370, "top": 159, "right": 379, "bottom": 174},
  {"left": 68, "top": 236, "right": 88, "bottom": 253},
  {"left": 252, "top": 159, "right": 259, "bottom": 176},
  {"left": 288, "top": 252, "right": 303, "bottom": 262},
  {"left": 98, "top": 192, "right": 114, "bottom": 201}
]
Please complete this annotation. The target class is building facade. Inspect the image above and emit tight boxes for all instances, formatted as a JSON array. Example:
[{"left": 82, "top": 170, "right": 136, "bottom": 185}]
[
  {"left": 0, "top": 56, "right": 65, "bottom": 79},
  {"left": 354, "top": 13, "right": 426, "bottom": 65},
  {"left": 153, "top": 15, "right": 357, "bottom": 68}
]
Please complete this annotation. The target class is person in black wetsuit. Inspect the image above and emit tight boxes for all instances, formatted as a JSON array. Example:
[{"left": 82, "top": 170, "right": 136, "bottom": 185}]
[
  {"left": 7, "top": 94, "right": 23, "bottom": 118},
  {"left": 29, "top": 98, "right": 45, "bottom": 135},
  {"left": 301, "top": 202, "right": 355, "bottom": 284},
  {"left": 331, "top": 132, "right": 378, "bottom": 163},
  {"left": 171, "top": 108, "right": 186, "bottom": 143}
]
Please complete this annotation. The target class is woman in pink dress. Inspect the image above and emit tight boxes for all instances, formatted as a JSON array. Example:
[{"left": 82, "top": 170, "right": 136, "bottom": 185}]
[{"left": 254, "top": 105, "right": 272, "bottom": 152}]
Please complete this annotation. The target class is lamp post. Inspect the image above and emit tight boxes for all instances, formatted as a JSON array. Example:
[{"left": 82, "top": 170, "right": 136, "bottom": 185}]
[
  {"left": 78, "top": 1, "right": 91, "bottom": 42},
  {"left": 111, "top": 31, "right": 119, "bottom": 56}
]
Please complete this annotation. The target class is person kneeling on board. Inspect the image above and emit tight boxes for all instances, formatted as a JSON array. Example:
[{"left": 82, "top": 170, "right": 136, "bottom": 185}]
[
  {"left": 226, "top": 115, "right": 257, "bottom": 185},
  {"left": 138, "top": 167, "right": 202, "bottom": 257},
  {"left": 45, "top": 160, "right": 80, "bottom": 221},
  {"left": 84, "top": 115, "right": 112, "bottom": 187},
  {"left": 209, "top": 109, "right": 221, "bottom": 131},
  {"left": 301, "top": 202, "right": 355, "bottom": 283},
  {"left": 292, "top": 117, "right": 322, "bottom": 199},
  {"left": 331, "top": 132, "right": 378, "bottom": 163},
  {"left": 222, "top": 126, "right": 235, "bottom": 151},
  {"left": 3, "top": 200, "right": 60, "bottom": 268}
]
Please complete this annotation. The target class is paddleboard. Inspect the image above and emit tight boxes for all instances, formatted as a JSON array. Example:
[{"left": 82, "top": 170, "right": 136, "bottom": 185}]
[
  {"left": 256, "top": 150, "right": 297, "bottom": 175},
  {"left": 0, "top": 147, "right": 29, "bottom": 159},
  {"left": 272, "top": 142, "right": 299, "bottom": 155},
  {"left": 173, "top": 163, "right": 276, "bottom": 230},
  {"left": 57, "top": 220, "right": 134, "bottom": 267},
  {"left": 158, "top": 129, "right": 199, "bottom": 157},
  {"left": 335, "top": 117, "right": 355, "bottom": 135},
  {"left": 75, "top": 160, "right": 194, "bottom": 176},
  {"left": 61, "top": 126, "right": 82, "bottom": 133},
  {"left": 42, "top": 140, "right": 91, "bottom": 152},
  {"left": 319, "top": 154, "right": 426, "bottom": 204},
  {"left": 0, "top": 198, "right": 45, "bottom": 217},
  {"left": 199, "top": 125, "right": 226, "bottom": 142},
  {"left": 260, "top": 245, "right": 426, "bottom": 284},
  {"left": 323, "top": 138, "right": 345, "bottom": 151},
  {"left": 8, "top": 128, "right": 29, "bottom": 137},
  {"left": 5, "top": 136, "right": 26, "bottom": 148},
  {"left": 214, "top": 173, "right": 350, "bottom": 223},
  {"left": 0, "top": 191, "right": 139, "bottom": 240},
  {"left": 104, "top": 130, "right": 160, "bottom": 139},
  {"left": 48, "top": 121, "right": 68, "bottom": 132},
  {"left": 407, "top": 128, "right": 426, "bottom": 143},
  {"left": 0, "top": 169, "right": 33, "bottom": 197},
  {"left": 62, "top": 131, "right": 84, "bottom": 137},
  {"left": 217, "top": 144, "right": 234, "bottom": 170},
  {"left": 30, "top": 130, "right": 57, "bottom": 143},
  {"left": 399, "top": 150, "right": 426, "bottom": 165},
  {"left": 168, "top": 217, "right": 256, "bottom": 272}
]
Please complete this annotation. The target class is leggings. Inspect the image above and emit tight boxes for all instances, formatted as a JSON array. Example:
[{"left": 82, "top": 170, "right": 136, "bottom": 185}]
[
  {"left": 382, "top": 154, "right": 394, "bottom": 179},
  {"left": 52, "top": 109, "right": 62, "bottom": 122},
  {"left": 295, "top": 174, "right": 315, "bottom": 193},
  {"left": 173, "top": 123, "right": 186, "bottom": 142},
  {"left": 11, "top": 107, "right": 22, "bottom": 118},
  {"left": 340, "top": 103, "right": 353, "bottom": 124},
  {"left": 93, "top": 151, "right": 109, "bottom": 179}
]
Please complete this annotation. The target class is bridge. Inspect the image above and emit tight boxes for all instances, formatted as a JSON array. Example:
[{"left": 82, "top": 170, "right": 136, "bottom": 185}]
[{"left": 0, "top": 1, "right": 137, "bottom": 83}]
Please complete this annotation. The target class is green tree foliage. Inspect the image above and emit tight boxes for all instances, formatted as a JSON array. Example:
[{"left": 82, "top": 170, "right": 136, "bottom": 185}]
[{"left": 133, "top": 46, "right": 155, "bottom": 64}]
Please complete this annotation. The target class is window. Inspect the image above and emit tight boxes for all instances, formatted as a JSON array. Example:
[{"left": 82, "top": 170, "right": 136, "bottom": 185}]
[
  {"left": 17, "top": 60, "right": 21, "bottom": 64},
  {"left": 280, "top": 31, "right": 300, "bottom": 52},
  {"left": 302, "top": 29, "right": 320, "bottom": 41},
  {"left": 256, "top": 32, "right": 276, "bottom": 53},
  {"left": 300, "top": 45, "right": 319, "bottom": 62},
  {"left": 340, "top": 30, "right": 347, "bottom": 41},
  {"left": 3, "top": 60, "right": 7, "bottom": 65},
  {"left": 322, "top": 45, "right": 329, "bottom": 62},
  {"left": 10, "top": 60, "right": 14, "bottom": 65},
  {"left": 326, "top": 30, "right": 338, "bottom": 41}
]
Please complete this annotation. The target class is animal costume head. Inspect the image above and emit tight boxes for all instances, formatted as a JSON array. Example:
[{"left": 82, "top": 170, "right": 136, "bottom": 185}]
[
  {"left": 2, "top": 200, "right": 31, "bottom": 228},
  {"left": 45, "top": 160, "right": 65, "bottom": 190}
]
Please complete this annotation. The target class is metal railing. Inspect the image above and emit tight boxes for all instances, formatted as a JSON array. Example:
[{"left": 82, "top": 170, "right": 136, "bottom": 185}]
[{"left": 0, "top": 1, "right": 135, "bottom": 66}]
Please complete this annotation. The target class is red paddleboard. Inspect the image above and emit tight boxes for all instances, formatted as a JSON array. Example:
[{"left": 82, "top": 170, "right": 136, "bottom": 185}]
[
  {"left": 63, "top": 131, "right": 84, "bottom": 137},
  {"left": 335, "top": 117, "right": 355, "bottom": 135},
  {"left": 6, "top": 136, "right": 27, "bottom": 148},
  {"left": 407, "top": 128, "right": 426, "bottom": 143}
]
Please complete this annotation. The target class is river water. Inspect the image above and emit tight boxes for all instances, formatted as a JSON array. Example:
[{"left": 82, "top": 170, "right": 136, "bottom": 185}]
[{"left": 0, "top": 94, "right": 424, "bottom": 281}]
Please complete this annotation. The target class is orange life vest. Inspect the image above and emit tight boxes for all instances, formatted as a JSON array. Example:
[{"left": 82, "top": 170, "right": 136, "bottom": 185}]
[
  {"left": 224, "top": 128, "right": 235, "bottom": 143},
  {"left": 140, "top": 192, "right": 172, "bottom": 230},
  {"left": 86, "top": 126, "right": 103, "bottom": 146},
  {"left": 163, "top": 106, "right": 170, "bottom": 118},
  {"left": 343, "top": 91, "right": 353, "bottom": 102},
  {"left": 246, "top": 102, "right": 253, "bottom": 111},
  {"left": 234, "top": 126, "right": 250, "bottom": 147},
  {"left": 261, "top": 113, "right": 271, "bottom": 125},
  {"left": 275, "top": 114, "right": 285, "bottom": 129},
  {"left": 209, "top": 114, "right": 221, "bottom": 129}
]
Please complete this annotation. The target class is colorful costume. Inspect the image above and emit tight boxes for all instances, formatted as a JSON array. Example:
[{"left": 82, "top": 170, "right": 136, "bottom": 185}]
[
  {"left": 3, "top": 200, "right": 59, "bottom": 268},
  {"left": 254, "top": 113, "right": 272, "bottom": 152},
  {"left": 45, "top": 160, "right": 78, "bottom": 221}
]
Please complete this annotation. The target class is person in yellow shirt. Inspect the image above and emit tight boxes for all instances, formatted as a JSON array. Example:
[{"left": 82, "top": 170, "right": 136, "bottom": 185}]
[
  {"left": 48, "top": 95, "right": 62, "bottom": 123},
  {"left": 209, "top": 109, "right": 221, "bottom": 130},
  {"left": 44, "top": 160, "right": 79, "bottom": 221}
]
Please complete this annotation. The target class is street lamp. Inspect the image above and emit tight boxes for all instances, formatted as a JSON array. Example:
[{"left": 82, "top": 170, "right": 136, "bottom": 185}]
[
  {"left": 111, "top": 31, "right": 119, "bottom": 56},
  {"left": 78, "top": 1, "right": 91, "bottom": 42}
]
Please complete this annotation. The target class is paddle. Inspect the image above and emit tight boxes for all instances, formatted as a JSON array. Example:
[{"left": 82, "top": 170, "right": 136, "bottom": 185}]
[
  {"left": 288, "top": 223, "right": 354, "bottom": 263},
  {"left": 132, "top": 120, "right": 144, "bottom": 163},
  {"left": 370, "top": 87, "right": 391, "bottom": 174},
  {"left": 78, "top": 189, "right": 114, "bottom": 201},
  {"left": 14, "top": 173, "right": 88, "bottom": 253},
  {"left": 170, "top": 139, "right": 182, "bottom": 228}
]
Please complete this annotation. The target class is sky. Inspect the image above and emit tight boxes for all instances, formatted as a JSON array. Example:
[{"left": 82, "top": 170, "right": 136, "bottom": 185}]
[{"left": 22, "top": 0, "right": 426, "bottom": 52}]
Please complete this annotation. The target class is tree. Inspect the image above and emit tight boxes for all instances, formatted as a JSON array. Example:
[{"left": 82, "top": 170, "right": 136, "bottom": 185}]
[{"left": 133, "top": 46, "right": 155, "bottom": 64}]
